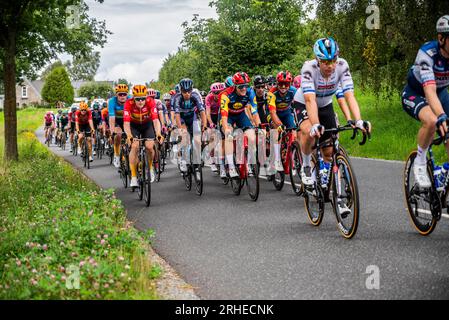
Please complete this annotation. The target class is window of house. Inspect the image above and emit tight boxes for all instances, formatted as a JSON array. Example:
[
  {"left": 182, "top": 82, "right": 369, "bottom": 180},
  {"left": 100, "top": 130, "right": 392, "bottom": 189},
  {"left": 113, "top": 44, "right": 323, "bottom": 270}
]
[{"left": 22, "top": 86, "right": 28, "bottom": 98}]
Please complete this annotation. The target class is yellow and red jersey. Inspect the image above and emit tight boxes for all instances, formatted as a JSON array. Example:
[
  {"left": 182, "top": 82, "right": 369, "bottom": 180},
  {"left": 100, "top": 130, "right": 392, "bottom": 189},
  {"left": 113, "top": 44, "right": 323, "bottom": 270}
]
[{"left": 123, "top": 98, "right": 158, "bottom": 125}]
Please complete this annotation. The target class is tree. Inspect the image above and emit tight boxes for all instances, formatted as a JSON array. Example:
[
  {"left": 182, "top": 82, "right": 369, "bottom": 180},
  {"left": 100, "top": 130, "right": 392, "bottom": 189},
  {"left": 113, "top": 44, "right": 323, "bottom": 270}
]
[
  {"left": 41, "top": 66, "right": 74, "bottom": 104},
  {"left": 66, "top": 51, "right": 100, "bottom": 81},
  {"left": 0, "top": 0, "right": 110, "bottom": 161},
  {"left": 40, "top": 60, "right": 65, "bottom": 80},
  {"left": 78, "top": 82, "right": 113, "bottom": 99},
  {"left": 114, "top": 78, "right": 132, "bottom": 89}
]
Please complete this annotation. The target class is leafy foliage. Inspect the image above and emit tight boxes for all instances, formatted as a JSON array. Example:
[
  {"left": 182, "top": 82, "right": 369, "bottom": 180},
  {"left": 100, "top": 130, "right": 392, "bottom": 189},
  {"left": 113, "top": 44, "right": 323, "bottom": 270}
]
[
  {"left": 78, "top": 82, "right": 113, "bottom": 100},
  {"left": 41, "top": 66, "right": 74, "bottom": 105}
]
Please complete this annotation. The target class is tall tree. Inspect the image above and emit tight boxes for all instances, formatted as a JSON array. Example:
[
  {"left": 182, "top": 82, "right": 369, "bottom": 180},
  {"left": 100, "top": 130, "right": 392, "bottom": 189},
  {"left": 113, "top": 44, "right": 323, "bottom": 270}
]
[
  {"left": 39, "top": 60, "right": 65, "bottom": 80},
  {"left": 66, "top": 51, "right": 101, "bottom": 81},
  {"left": 0, "top": 0, "right": 109, "bottom": 161},
  {"left": 78, "top": 81, "right": 113, "bottom": 99},
  {"left": 41, "top": 66, "right": 74, "bottom": 105}
]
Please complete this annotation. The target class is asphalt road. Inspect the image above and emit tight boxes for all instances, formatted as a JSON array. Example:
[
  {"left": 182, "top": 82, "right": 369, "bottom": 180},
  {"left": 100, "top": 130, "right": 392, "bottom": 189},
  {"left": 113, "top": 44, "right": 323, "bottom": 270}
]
[{"left": 38, "top": 129, "right": 449, "bottom": 300}]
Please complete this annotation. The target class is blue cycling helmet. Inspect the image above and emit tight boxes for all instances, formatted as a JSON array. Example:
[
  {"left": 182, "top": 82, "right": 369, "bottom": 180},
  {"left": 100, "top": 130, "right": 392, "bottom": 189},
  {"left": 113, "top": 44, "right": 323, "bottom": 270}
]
[
  {"left": 313, "top": 37, "right": 339, "bottom": 61},
  {"left": 179, "top": 78, "right": 194, "bottom": 92},
  {"left": 155, "top": 90, "right": 161, "bottom": 100},
  {"left": 224, "top": 76, "right": 234, "bottom": 88}
]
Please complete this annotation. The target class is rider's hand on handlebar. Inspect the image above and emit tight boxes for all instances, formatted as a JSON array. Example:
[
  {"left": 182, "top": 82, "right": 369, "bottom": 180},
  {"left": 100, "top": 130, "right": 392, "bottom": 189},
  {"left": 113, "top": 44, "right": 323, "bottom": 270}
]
[
  {"left": 355, "top": 120, "right": 371, "bottom": 134},
  {"left": 436, "top": 113, "right": 448, "bottom": 138},
  {"left": 310, "top": 124, "right": 324, "bottom": 138}
]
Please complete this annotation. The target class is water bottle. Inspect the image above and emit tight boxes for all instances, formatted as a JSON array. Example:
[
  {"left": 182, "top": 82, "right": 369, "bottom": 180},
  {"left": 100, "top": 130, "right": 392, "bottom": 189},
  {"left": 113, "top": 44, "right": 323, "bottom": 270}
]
[
  {"left": 320, "top": 161, "right": 331, "bottom": 187},
  {"left": 434, "top": 165, "right": 444, "bottom": 192}
]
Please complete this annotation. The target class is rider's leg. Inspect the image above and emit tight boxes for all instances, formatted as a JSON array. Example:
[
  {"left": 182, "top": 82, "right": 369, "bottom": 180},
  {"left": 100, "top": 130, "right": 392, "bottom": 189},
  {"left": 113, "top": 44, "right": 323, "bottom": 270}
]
[{"left": 416, "top": 106, "right": 437, "bottom": 166}]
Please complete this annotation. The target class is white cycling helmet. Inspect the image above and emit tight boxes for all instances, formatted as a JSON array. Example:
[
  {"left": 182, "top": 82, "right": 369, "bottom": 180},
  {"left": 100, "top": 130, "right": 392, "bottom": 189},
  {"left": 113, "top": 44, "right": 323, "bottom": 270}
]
[
  {"left": 162, "top": 93, "right": 171, "bottom": 100},
  {"left": 437, "top": 15, "right": 449, "bottom": 35}
]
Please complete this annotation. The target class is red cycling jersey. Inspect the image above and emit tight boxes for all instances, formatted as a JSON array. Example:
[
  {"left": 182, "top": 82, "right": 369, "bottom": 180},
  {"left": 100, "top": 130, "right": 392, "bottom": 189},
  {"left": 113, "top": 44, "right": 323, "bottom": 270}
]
[
  {"left": 75, "top": 110, "right": 92, "bottom": 125},
  {"left": 124, "top": 98, "right": 158, "bottom": 125}
]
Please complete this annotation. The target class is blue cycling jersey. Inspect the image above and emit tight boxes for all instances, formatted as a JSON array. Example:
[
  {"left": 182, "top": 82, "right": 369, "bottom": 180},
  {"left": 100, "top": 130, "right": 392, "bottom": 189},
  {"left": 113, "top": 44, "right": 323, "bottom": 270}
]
[{"left": 108, "top": 96, "right": 130, "bottom": 119}]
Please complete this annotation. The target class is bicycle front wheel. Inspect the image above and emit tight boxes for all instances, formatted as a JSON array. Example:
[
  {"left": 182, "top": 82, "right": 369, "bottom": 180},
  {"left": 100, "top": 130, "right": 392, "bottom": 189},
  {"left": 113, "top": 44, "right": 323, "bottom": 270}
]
[
  {"left": 289, "top": 142, "right": 303, "bottom": 196},
  {"left": 332, "top": 152, "right": 359, "bottom": 239},
  {"left": 193, "top": 164, "right": 203, "bottom": 196},
  {"left": 404, "top": 151, "right": 438, "bottom": 236},
  {"left": 246, "top": 164, "right": 260, "bottom": 201},
  {"left": 143, "top": 152, "right": 151, "bottom": 207}
]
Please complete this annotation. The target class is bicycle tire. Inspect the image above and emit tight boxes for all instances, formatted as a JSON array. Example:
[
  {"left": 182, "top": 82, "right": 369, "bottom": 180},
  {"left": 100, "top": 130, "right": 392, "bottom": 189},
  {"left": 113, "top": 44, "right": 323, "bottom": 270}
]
[
  {"left": 272, "top": 171, "right": 285, "bottom": 191},
  {"left": 289, "top": 142, "right": 304, "bottom": 196},
  {"left": 246, "top": 164, "right": 260, "bottom": 201},
  {"left": 304, "top": 156, "right": 325, "bottom": 226},
  {"left": 144, "top": 151, "right": 151, "bottom": 207},
  {"left": 332, "top": 152, "right": 360, "bottom": 239},
  {"left": 404, "top": 151, "right": 438, "bottom": 236},
  {"left": 194, "top": 164, "right": 203, "bottom": 196}
]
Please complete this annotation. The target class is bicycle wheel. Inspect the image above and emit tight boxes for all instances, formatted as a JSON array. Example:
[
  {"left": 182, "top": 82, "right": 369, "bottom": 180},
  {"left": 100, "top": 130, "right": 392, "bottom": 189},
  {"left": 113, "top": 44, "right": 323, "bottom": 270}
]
[
  {"left": 185, "top": 166, "right": 192, "bottom": 191},
  {"left": 289, "top": 142, "right": 304, "bottom": 196},
  {"left": 138, "top": 157, "right": 144, "bottom": 201},
  {"left": 246, "top": 164, "right": 260, "bottom": 201},
  {"left": 332, "top": 152, "right": 360, "bottom": 239},
  {"left": 404, "top": 151, "right": 439, "bottom": 236},
  {"left": 231, "top": 165, "right": 243, "bottom": 196},
  {"left": 304, "top": 157, "right": 325, "bottom": 226},
  {"left": 272, "top": 171, "right": 285, "bottom": 191},
  {"left": 155, "top": 149, "right": 162, "bottom": 182},
  {"left": 119, "top": 147, "right": 128, "bottom": 188},
  {"left": 143, "top": 151, "right": 151, "bottom": 207},
  {"left": 160, "top": 143, "right": 167, "bottom": 173},
  {"left": 193, "top": 164, "right": 203, "bottom": 196},
  {"left": 85, "top": 139, "right": 90, "bottom": 169}
]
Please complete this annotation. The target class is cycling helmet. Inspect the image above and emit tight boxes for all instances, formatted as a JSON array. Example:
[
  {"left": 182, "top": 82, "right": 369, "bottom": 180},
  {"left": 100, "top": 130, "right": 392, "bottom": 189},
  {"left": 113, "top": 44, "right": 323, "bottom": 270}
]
[
  {"left": 169, "top": 90, "right": 176, "bottom": 96},
  {"left": 46, "top": 111, "right": 52, "bottom": 115},
  {"left": 276, "top": 71, "right": 293, "bottom": 84},
  {"left": 147, "top": 88, "right": 157, "bottom": 98},
  {"left": 232, "top": 72, "right": 251, "bottom": 85},
  {"left": 102, "top": 102, "right": 108, "bottom": 109},
  {"left": 115, "top": 83, "right": 129, "bottom": 94},
  {"left": 266, "top": 75, "right": 275, "bottom": 85},
  {"left": 253, "top": 75, "right": 266, "bottom": 87},
  {"left": 179, "top": 78, "right": 194, "bottom": 92},
  {"left": 224, "top": 76, "right": 234, "bottom": 88},
  {"left": 210, "top": 82, "right": 226, "bottom": 94},
  {"left": 93, "top": 103, "right": 100, "bottom": 110},
  {"left": 70, "top": 106, "right": 77, "bottom": 113},
  {"left": 58, "top": 109, "right": 63, "bottom": 114},
  {"left": 293, "top": 75, "right": 301, "bottom": 89},
  {"left": 132, "top": 85, "right": 148, "bottom": 97},
  {"left": 437, "top": 15, "right": 449, "bottom": 35},
  {"left": 163, "top": 93, "right": 171, "bottom": 100},
  {"left": 200, "top": 91, "right": 207, "bottom": 98},
  {"left": 314, "top": 37, "right": 339, "bottom": 61},
  {"left": 174, "top": 85, "right": 181, "bottom": 94},
  {"left": 155, "top": 90, "right": 161, "bottom": 100},
  {"left": 79, "top": 102, "right": 89, "bottom": 110},
  {"left": 62, "top": 110, "right": 69, "bottom": 116}
]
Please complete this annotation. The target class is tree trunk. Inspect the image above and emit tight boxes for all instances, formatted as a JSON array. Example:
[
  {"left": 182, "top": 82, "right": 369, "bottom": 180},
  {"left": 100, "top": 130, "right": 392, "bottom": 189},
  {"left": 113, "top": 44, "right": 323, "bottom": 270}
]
[{"left": 3, "top": 29, "right": 18, "bottom": 162}]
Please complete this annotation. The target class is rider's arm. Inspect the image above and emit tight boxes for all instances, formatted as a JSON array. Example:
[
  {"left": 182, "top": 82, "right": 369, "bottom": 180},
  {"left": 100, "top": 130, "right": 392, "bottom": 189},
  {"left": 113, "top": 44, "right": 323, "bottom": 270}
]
[
  {"left": 304, "top": 93, "right": 320, "bottom": 125},
  {"left": 205, "top": 95, "right": 213, "bottom": 126},
  {"left": 123, "top": 108, "right": 132, "bottom": 141},
  {"left": 267, "top": 91, "right": 282, "bottom": 127},
  {"left": 424, "top": 84, "right": 445, "bottom": 117},
  {"left": 108, "top": 98, "right": 116, "bottom": 129},
  {"left": 220, "top": 94, "right": 230, "bottom": 133},
  {"left": 343, "top": 91, "right": 361, "bottom": 122}
]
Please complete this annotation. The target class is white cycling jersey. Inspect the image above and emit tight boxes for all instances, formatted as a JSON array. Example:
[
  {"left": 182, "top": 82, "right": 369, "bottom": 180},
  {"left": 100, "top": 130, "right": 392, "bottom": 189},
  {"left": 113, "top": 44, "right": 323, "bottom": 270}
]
[{"left": 294, "top": 58, "right": 354, "bottom": 108}]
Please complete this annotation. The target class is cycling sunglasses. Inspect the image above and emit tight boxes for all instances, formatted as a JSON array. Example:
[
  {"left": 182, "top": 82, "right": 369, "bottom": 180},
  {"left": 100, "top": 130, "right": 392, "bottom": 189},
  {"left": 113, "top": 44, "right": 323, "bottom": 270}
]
[
  {"left": 181, "top": 89, "right": 192, "bottom": 94},
  {"left": 277, "top": 82, "right": 290, "bottom": 88},
  {"left": 117, "top": 93, "right": 128, "bottom": 97},
  {"left": 236, "top": 84, "right": 249, "bottom": 90},
  {"left": 255, "top": 85, "right": 265, "bottom": 89},
  {"left": 134, "top": 97, "right": 146, "bottom": 102},
  {"left": 319, "top": 58, "right": 338, "bottom": 66}
]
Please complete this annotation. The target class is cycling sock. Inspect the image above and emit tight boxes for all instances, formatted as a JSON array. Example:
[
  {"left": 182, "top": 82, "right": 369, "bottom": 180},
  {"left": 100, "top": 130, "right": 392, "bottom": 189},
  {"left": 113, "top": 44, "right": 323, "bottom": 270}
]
[
  {"left": 416, "top": 145, "right": 428, "bottom": 166},
  {"left": 130, "top": 164, "right": 137, "bottom": 178},
  {"left": 302, "top": 152, "right": 311, "bottom": 167},
  {"left": 274, "top": 144, "right": 281, "bottom": 162},
  {"left": 226, "top": 155, "right": 235, "bottom": 168}
]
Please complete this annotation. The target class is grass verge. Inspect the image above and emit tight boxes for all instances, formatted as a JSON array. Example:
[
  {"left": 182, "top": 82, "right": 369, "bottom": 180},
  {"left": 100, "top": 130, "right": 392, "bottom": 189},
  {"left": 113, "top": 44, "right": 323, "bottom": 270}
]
[{"left": 0, "top": 109, "right": 161, "bottom": 299}]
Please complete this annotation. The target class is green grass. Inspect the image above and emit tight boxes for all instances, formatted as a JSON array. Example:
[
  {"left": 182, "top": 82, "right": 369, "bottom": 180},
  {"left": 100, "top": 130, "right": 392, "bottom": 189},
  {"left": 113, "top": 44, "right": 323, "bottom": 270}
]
[
  {"left": 0, "top": 109, "right": 161, "bottom": 299},
  {"left": 335, "top": 88, "right": 447, "bottom": 164}
]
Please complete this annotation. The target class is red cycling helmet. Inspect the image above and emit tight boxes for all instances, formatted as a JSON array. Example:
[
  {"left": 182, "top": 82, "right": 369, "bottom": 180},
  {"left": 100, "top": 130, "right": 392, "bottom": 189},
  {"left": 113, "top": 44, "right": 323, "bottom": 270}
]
[
  {"left": 276, "top": 71, "right": 293, "bottom": 84},
  {"left": 169, "top": 90, "right": 176, "bottom": 96},
  {"left": 293, "top": 75, "right": 301, "bottom": 89},
  {"left": 232, "top": 72, "right": 251, "bottom": 85}
]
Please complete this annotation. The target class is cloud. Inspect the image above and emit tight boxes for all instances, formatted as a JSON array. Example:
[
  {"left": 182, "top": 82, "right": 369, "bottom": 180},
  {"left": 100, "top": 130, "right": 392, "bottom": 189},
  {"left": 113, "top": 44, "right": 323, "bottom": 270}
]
[{"left": 82, "top": 0, "right": 217, "bottom": 84}]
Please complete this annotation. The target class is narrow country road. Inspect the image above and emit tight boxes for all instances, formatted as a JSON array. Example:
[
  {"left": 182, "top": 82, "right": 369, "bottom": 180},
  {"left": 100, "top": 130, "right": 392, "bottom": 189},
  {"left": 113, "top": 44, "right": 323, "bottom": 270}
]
[{"left": 38, "top": 128, "right": 449, "bottom": 300}]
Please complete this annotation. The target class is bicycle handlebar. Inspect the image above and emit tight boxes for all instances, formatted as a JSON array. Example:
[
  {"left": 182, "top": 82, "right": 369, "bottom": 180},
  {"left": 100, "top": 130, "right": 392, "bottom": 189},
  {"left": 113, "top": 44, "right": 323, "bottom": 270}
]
[{"left": 324, "top": 123, "right": 371, "bottom": 146}]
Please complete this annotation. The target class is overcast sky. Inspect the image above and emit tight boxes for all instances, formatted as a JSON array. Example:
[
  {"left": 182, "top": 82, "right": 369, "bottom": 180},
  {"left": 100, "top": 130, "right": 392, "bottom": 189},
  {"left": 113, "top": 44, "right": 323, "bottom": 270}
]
[{"left": 83, "top": 0, "right": 218, "bottom": 84}]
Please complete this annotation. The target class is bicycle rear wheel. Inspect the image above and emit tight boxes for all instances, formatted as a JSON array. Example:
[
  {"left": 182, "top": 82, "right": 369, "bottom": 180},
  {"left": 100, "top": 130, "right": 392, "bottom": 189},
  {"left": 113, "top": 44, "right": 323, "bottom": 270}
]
[
  {"left": 272, "top": 171, "right": 285, "bottom": 191},
  {"left": 185, "top": 167, "right": 192, "bottom": 191},
  {"left": 246, "top": 164, "right": 260, "bottom": 201},
  {"left": 289, "top": 142, "right": 303, "bottom": 196},
  {"left": 304, "top": 157, "right": 324, "bottom": 226},
  {"left": 404, "top": 151, "right": 438, "bottom": 236},
  {"left": 193, "top": 164, "right": 203, "bottom": 196},
  {"left": 119, "top": 147, "right": 129, "bottom": 188},
  {"left": 332, "top": 152, "right": 360, "bottom": 239}
]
